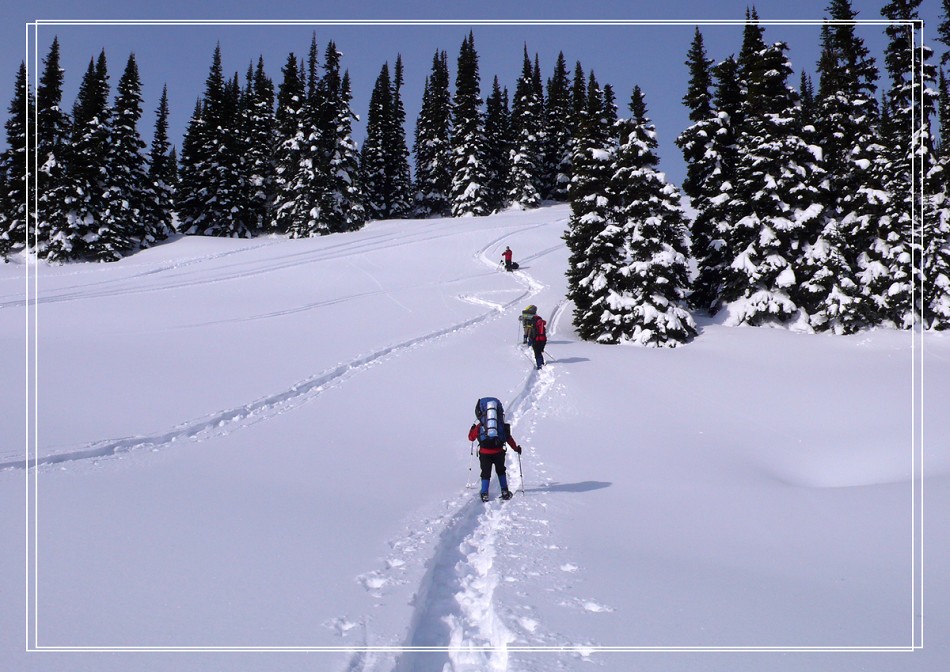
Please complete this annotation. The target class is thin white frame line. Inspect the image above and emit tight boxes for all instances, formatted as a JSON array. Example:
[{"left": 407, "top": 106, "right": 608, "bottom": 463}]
[
  {"left": 28, "top": 19, "right": 918, "bottom": 27},
  {"left": 23, "top": 20, "right": 30, "bottom": 655},
  {"left": 30, "top": 21, "right": 39, "bottom": 652},
  {"left": 22, "top": 16, "right": 927, "bottom": 654},
  {"left": 29, "top": 645, "right": 919, "bottom": 652}
]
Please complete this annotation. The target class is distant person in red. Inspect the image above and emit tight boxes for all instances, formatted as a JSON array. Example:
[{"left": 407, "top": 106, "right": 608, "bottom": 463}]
[{"left": 502, "top": 246, "right": 514, "bottom": 271}]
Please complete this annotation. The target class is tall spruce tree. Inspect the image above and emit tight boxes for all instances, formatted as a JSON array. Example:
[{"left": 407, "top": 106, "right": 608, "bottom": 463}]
[
  {"left": 286, "top": 39, "right": 331, "bottom": 237},
  {"left": 507, "top": 46, "right": 544, "bottom": 209},
  {"left": 803, "top": 0, "right": 879, "bottom": 332},
  {"left": 726, "top": 39, "right": 825, "bottom": 326},
  {"left": 930, "top": 2, "right": 950, "bottom": 327},
  {"left": 413, "top": 50, "right": 452, "bottom": 217},
  {"left": 879, "top": 0, "right": 935, "bottom": 328},
  {"left": 675, "top": 28, "right": 719, "bottom": 311},
  {"left": 146, "top": 84, "right": 176, "bottom": 240},
  {"left": 271, "top": 52, "right": 305, "bottom": 232},
  {"left": 450, "top": 32, "right": 490, "bottom": 217},
  {"left": 543, "top": 51, "right": 573, "bottom": 201},
  {"left": 243, "top": 57, "right": 276, "bottom": 234},
  {"left": 105, "top": 53, "right": 151, "bottom": 255},
  {"left": 0, "top": 62, "right": 34, "bottom": 259},
  {"left": 608, "top": 86, "right": 695, "bottom": 346},
  {"left": 484, "top": 76, "right": 512, "bottom": 212},
  {"left": 52, "top": 51, "right": 113, "bottom": 261},
  {"left": 570, "top": 61, "right": 587, "bottom": 134},
  {"left": 387, "top": 55, "right": 413, "bottom": 218},
  {"left": 564, "top": 72, "right": 618, "bottom": 341},
  {"left": 361, "top": 62, "right": 393, "bottom": 220},
  {"left": 35, "top": 37, "right": 71, "bottom": 259},
  {"left": 314, "top": 44, "right": 364, "bottom": 234},
  {"left": 177, "top": 45, "right": 253, "bottom": 237}
]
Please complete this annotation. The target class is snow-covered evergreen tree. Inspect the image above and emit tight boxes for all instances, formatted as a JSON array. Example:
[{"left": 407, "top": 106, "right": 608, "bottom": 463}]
[
  {"left": 286, "top": 39, "right": 330, "bottom": 238},
  {"left": 507, "top": 46, "right": 544, "bottom": 210},
  {"left": 564, "top": 72, "right": 618, "bottom": 341},
  {"left": 290, "top": 41, "right": 366, "bottom": 237},
  {"left": 608, "top": 86, "right": 695, "bottom": 346},
  {"left": 35, "top": 38, "right": 71, "bottom": 260},
  {"left": 177, "top": 45, "right": 253, "bottom": 238},
  {"left": 805, "top": 0, "right": 878, "bottom": 332},
  {"left": 543, "top": 51, "right": 573, "bottom": 201},
  {"left": 726, "top": 40, "right": 825, "bottom": 327},
  {"left": 271, "top": 52, "right": 305, "bottom": 233},
  {"left": 675, "top": 27, "right": 723, "bottom": 313},
  {"left": 570, "top": 61, "right": 587, "bottom": 134},
  {"left": 386, "top": 55, "right": 413, "bottom": 219},
  {"left": 878, "top": 0, "right": 935, "bottom": 328},
  {"left": 51, "top": 51, "right": 113, "bottom": 262},
  {"left": 930, "top": 6, "right": 950, "bottom": 328},
  {"left": 361, "top": 62, "right": 392, "bottom": 220},
  {"left": 0, "top": 62, "right": 34, "bottom": 259},
  {"left": 243, "top": 57, "right": 276, "bottom": 235},
  {"left": 681, "top": 55, "right": 743, "bottom": 315},
  {"left": 413, "top": 50, "right": 452, "bottom": 218},
  {"left": 323, "top": 69, "right": 366, "bottom": 231},
  {"left": 484, "top": 76, "right": 512, "bottom": 213},
  {"left": 104, "top": 53, "right": 151, "bottom": 256},
  {"left": 449, "top": 32, "right": 490, "bottom": 217},
  {"left": 361, "top": 55, "right": 411, "bottom": 222},
  {"left": 145, "top": 84, "right": 176, "bottom": 241}
]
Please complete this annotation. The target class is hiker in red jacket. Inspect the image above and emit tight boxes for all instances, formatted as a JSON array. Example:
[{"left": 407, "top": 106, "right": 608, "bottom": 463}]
[
  {"left": 502, "top": 246, "right": 514, "bottom": 271},
  {"left": 469, "top": 397, "right": 522, "bottom": 501},
  {"left": 527, "top": 313, "right": 547, "bottom": 369}
]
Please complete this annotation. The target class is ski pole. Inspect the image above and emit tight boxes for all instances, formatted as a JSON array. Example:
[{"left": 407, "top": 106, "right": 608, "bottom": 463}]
[
  {"left": 466, "top": 441, "right": 476, "bottom": 489},
  {"left": 517, "top": 450, "right": 525, "bottom": 495}
]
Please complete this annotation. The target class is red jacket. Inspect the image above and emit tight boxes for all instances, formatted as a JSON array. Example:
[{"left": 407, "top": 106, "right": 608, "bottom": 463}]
[
  {"left": 468, "top": 422, "right": 518, "bottom": 455},
  {"left": 502, "top": 248, "right": 513, "bottom": 262}
]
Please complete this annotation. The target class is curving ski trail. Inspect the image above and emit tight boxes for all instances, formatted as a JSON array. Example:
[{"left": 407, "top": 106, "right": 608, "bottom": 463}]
[{"left": 387, "top": 229, "right": 569, "bottom": 671}]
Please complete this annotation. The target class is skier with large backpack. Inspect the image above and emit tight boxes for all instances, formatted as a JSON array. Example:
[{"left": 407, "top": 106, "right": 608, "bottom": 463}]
[
  {"left": 519, "top": 305, "right": 537, "bottom": 344},
  {"left": 468, "top": 397, "right": 522, "bottom": 501},
  {"left": 527, "top": 313, "right": 547, "bottom": 369}
]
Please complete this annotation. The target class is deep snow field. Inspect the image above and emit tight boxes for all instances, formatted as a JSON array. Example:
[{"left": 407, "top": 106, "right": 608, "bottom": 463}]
[{"left": 1, "top": 203, "right": 948, "bottom": 672}]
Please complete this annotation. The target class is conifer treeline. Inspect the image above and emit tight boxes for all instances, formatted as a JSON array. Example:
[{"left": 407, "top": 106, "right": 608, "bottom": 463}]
[
  {"left": 674, "top": 0, "right": 949, "bottom": 333},
  {"left": 0, "top": 30, "right": 585, "bottom": 261},
  {"left": 562, "top": 0, "right": 950, "bottom": 346},
  {"left": 0, "top": 6, "right": 948, "bottom": 337}
]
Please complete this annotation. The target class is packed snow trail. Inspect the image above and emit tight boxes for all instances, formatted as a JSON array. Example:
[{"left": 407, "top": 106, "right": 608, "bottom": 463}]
[{"left": 386, "top": 256, "right": 573, "bottom": 671}]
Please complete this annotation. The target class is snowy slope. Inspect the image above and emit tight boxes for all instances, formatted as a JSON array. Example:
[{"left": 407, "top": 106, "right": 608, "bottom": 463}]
[{"left": 1, "top": 204, "right": 948, "bottom": 672}]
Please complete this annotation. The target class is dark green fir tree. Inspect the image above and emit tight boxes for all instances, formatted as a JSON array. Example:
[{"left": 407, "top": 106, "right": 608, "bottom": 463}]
[
  {"left": 450, "top": 32, "right": 490, "bottom": 217},
  {"left": 413, "top": 50, "right": 452, "bottom": 217},
  {"left": 0, "top": 62, "right": 34, "bottom": 259}
]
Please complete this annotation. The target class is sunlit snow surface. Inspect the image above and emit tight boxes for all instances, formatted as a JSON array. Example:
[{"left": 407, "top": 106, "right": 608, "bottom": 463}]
[{"left": 1, "top": 203, "right": 948, "bottom": 671}]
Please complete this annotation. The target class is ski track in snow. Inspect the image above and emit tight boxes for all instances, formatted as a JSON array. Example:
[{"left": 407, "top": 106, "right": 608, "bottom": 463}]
[
  {"left": 368, "top": 237, "right": 602, "bottom": 672},
  {"left": 0, "top": 223, "right": 530, "bottom": 310},
  {"left": 8, "top": 216, "right": 600, "bottom": 668},
  {"left": 0, "top": 223, "right": 548, "bottom": 471}
]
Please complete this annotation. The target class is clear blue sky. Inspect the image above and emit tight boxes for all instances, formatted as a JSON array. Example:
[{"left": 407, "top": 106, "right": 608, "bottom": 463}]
[{"left": 2, "top": 0, "right": 944, "bottom": 188}]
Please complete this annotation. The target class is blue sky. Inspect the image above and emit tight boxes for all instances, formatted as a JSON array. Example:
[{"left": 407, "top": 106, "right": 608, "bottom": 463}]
[{"left": 3, "top": 0, "right": 944, "bottom": 188}]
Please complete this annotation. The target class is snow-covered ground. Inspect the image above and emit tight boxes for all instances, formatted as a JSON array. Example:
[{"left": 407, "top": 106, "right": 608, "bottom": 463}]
[{"left": 1, "top": 203, "right": 948, "bottom": 672}]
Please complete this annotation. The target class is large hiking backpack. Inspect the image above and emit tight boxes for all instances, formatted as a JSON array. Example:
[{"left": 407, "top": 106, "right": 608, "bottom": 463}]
[
  {"left": 475, "top": 397, "right": 509, "bottom": 448},
  {"left": 532, "top": 315, "right": 547, "bottom": 342},
  {"left": 520, "top": 305, "right": 537, "bottom": 326}
]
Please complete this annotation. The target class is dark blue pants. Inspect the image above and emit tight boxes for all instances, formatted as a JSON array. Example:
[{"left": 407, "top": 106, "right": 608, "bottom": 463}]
[{"left": 532, "top": 341, "right": 545, "bottom": 368}]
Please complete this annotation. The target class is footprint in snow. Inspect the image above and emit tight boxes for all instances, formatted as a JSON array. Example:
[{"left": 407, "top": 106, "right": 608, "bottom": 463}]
[
  {"left": 324, "top": 616, "right": 360, "bottom": 637},
  {"left": 356, "top": 571, "right": 389, "bottom": 593}
]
